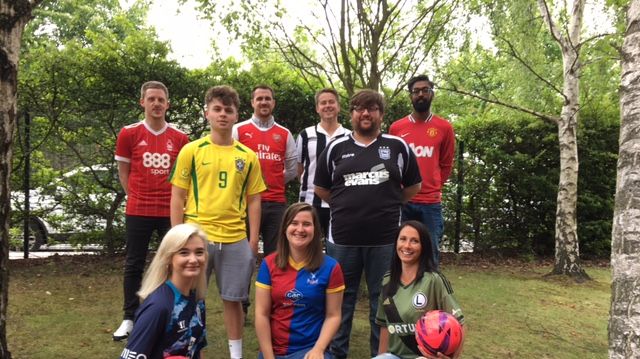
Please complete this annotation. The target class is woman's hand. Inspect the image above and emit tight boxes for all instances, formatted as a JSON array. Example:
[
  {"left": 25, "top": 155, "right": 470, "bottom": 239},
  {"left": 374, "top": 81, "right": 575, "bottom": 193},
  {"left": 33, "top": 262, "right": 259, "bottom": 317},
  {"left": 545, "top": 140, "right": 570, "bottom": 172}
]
[{"left": 303, "top": 347, "right": 326, "bottom": 359}]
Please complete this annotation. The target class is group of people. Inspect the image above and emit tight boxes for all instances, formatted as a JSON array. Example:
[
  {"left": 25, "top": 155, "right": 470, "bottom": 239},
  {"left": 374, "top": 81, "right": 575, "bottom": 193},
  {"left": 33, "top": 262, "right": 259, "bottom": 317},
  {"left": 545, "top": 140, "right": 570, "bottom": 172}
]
[{"left": 112, "top": 77, "right": 464, "bottom": 359}]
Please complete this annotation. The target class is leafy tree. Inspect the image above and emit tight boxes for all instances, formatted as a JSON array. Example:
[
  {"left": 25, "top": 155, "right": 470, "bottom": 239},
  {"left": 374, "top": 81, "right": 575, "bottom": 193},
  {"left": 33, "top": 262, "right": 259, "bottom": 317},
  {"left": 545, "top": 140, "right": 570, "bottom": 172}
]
[
  {"left": 440, "top": 0, "right": 621, "bottom": 280},
  {"left": 609, "top": 0, "right": 640, "bottom": 357},
  {"left": 192, "top": 0, "right": 460, "bottom": 98}
]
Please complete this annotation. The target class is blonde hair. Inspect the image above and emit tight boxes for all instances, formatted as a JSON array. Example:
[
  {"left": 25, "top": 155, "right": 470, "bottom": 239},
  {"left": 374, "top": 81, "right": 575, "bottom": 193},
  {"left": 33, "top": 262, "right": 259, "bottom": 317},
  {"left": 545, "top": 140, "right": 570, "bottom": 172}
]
[{"left": 137, "top": 224, "right": 209, "bottom": 302}]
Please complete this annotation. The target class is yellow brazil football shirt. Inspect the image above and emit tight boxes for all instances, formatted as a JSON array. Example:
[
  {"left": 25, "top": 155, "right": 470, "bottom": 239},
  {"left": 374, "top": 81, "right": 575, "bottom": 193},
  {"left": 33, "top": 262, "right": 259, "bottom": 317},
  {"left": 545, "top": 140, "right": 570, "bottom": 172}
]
[{"left": 169, "top": 137, "right": 266, "bottom": 243}]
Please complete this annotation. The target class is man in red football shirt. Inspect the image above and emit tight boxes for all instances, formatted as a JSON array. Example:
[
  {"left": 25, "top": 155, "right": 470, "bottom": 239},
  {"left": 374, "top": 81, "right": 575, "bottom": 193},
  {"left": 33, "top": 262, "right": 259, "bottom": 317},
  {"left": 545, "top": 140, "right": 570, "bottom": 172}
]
[
  {"left": 232, "top": 85, "right": 297, "bottom": 256},
  {"left": 113, "top": 81, "right": 189, "bottom": 340},
  {"left": 389, "top": 75, "right": 455, "bottom": 269}
]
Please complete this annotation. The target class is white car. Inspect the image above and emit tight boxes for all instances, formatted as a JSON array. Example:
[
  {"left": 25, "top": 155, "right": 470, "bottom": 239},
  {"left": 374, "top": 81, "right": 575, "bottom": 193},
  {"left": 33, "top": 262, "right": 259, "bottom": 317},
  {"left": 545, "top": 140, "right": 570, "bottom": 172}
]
[{"left": 10, "top": 165, "right": 124, "bottom": 250}]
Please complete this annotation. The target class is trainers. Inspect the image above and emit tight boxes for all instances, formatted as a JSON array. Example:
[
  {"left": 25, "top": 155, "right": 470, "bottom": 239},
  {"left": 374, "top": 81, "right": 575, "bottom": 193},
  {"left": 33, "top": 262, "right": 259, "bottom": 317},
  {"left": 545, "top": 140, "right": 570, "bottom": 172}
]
[{"left": 112, "top": 319, "right": 134, "bottom": 341}]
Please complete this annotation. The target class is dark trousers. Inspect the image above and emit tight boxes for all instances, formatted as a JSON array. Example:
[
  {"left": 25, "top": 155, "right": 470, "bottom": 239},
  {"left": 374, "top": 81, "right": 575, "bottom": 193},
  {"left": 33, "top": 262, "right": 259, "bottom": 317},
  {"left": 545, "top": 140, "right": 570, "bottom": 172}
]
[
  {"left": 315, "top": 206, "right": 330, "bottom": 240},
  {"left": 122, "top": 215, "right": 170, "bottom": 319},
  {"left": 243, "top": 201, "right": 286, "bottom": 315},
  {"left": 259, "top": 201, "right": 286, "bottom": 256}
]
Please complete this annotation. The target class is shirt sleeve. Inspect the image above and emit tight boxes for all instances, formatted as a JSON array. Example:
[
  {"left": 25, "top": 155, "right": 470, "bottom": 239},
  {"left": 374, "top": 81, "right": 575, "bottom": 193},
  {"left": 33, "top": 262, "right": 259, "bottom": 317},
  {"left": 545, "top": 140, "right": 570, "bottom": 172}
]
[
  {"left": 120, "top": 299, "right": 169, "bottom": 359},
  {"left": 284, "top": 130, "right": 298, "bottom": 183},
  {"left": 439, "top": 124, "right": 455, "bottom": 185},
  {"left": 295, "top": 132, "right": 304, "bottom": 165},
  {"left": 401, "top": 142, "right": 422, "bottom": 187},
  {"left": 169, "top": 143, "right": 193, "bottom": 190},
  {"left": 313, "top": 144, "right": 332, "bottom": 190},
  {"left": 115, "top": 127, "right": 132, "bottom": 163},
  {"left": 246, "top": 153, "right": 267, "bottom": 196},
  {"left": 326, "top": 262, "right": 345, "bottom": 293},
  {"left": 434, "top": 273, "right": 464, "bottom": 325},
  {"left": 255, "top": 258, "right": 272, "bottom": 289}
]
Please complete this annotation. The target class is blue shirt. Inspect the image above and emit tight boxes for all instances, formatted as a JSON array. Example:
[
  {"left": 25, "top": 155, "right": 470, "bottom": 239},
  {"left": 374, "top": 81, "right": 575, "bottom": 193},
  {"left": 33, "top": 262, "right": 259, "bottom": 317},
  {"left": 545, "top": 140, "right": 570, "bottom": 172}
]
[{"left": 120, "top": 281, "right": 207, "bottom": 359}]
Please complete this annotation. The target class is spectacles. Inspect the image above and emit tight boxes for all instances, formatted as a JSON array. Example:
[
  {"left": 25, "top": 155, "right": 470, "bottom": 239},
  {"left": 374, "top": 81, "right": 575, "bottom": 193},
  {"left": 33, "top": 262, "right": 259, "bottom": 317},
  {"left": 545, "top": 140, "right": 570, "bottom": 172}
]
[
  {"left": 351, "top": 106, "right": 380, "bottom": 113},
  {"left": 410, "top": 87, "right": 434, "bottom": 95}
]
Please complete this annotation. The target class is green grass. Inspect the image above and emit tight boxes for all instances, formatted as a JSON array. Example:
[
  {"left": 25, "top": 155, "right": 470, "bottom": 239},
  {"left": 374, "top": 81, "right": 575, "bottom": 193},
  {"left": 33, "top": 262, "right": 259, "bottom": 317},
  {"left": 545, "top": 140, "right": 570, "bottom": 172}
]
[{"left": 7, "top": 255, "right": 610, "bottom": 358}]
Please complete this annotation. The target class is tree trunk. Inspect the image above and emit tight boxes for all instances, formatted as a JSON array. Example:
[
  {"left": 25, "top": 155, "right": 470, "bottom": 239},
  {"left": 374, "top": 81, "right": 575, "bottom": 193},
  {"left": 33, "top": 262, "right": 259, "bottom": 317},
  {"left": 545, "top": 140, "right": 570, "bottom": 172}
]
[
  {"left": 609, "top": 1, "right": 640, "bottom": 357},
  {"left": 0, "top": 1, "right": 41, "bottom": 358},
  {"left": 537, "top": 0, "right": 589, "bottom": 281}
]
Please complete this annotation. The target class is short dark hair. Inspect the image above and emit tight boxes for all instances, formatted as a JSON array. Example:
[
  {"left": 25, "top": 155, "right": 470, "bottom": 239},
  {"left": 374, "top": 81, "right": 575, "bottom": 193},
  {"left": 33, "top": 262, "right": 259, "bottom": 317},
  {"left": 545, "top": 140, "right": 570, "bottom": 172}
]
[
  {"left": 384, "top": 220, "right": 437, "bottom": 297},
  {"left": 251, "top": 85, "right": 275, "bottom": 99},
  {"left": 349, "top": 89, "right": 385, "bottom": 114},
  {"left": 407, "top": 75, "right": 434, "bottom": 91},
  {"left": 275, "top": 202, "right": 324, "bottom": 271},
  {"left": 315, "top": 88, "right": 339, "bottom": 105},
  {"left": 204, "top": 85, "right": 240, "bottom": 109},
  {"left": 140, "top": 81, "right": 169, "bottom": 99}
]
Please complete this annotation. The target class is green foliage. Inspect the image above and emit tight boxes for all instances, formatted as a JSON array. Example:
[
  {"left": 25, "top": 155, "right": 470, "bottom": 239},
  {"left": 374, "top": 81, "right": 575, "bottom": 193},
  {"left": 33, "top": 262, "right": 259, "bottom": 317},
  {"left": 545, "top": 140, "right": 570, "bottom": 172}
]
[{"left": 444, "top": 113, "right": 617, "bottom": 258}]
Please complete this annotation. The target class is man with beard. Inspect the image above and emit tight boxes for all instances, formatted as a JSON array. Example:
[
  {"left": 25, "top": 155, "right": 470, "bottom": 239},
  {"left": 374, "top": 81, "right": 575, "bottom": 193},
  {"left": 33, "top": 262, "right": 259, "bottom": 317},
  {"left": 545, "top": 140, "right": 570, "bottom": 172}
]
[
  {"left": 389, "top": 75, "right": 455, "bottom": 269},
  {"left": 314, "top": 89, "right": 422, "bottom": 359}
]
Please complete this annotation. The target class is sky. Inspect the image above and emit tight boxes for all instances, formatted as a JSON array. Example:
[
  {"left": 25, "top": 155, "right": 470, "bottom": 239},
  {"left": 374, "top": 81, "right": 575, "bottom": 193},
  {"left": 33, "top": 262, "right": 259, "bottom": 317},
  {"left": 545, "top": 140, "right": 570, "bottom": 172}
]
[{"left": 121, "top": 0, "right": 615, "bottom": 70}]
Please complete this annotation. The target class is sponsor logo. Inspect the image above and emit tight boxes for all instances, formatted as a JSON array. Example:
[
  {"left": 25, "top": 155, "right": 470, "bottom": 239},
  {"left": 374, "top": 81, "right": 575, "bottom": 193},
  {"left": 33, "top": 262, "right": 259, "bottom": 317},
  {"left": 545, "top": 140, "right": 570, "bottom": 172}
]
[
  {"left": 285, "top": 288, "right": 303, "bottom": 302},
  {"left": 343, "top": 164, "right": 389, "bottom": 186},
  {"left": 137, "top": 140, "right": 148, "bottom": 147},
  {"left": 119, "top": 348, "right": 147, "bottom": 359},
  {"left": 412, "top": 292, "right": 427, "bottom": 309},
  {"left": 202, "top": 161, "right": 211, "bottom": 166},
  {"left": 387, "top": 322, "right": 416, "bottom": 335},
  {"left": 409, "top": 144, "right": 434, "bottom": 158},
  {"left": 341, "top": 153, "right": 355, "bottom": 159},
  {"left": 235, "top": 158, "right": 246, "bottom": 172},
  {"left": 378, "top": 146, "right": 391, "bottom": 160},
  {"left": 426, "top": 127, "right": 438, "bottom": 137},
  {"left": 143, "top": 152, "right": 171, "bottom": 175},
  {"left": 400, "top": 133, "right": 410, "bottom": 138},
  {"left": 256, "top": 144, "right": 282, "bottom": 161},
  {"left": 244, "top": 132, "right": 253, "bottom": 138}
]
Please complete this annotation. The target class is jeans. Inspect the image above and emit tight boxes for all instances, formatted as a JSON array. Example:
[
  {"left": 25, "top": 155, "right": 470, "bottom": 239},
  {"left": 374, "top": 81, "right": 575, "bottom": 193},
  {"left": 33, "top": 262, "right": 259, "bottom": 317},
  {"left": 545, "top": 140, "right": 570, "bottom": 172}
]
[
  {"left": 326, "top": 242, "right": 394, "bottom": 359},
  {"left": 122, "top": 215, "right": 170, "bottom": 319},
  {"left": 258, "top": 349, "right": 334, "bottom": 359},
  {"left": 402, "top": 202, "right": 444, "bottom": 269}
]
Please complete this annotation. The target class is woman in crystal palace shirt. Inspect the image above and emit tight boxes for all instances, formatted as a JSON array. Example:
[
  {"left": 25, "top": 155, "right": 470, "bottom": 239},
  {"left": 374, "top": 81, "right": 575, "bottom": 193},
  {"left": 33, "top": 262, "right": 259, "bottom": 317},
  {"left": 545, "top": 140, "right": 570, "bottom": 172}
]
[
  {"left": 255, "top": 203, "right": 345, "bottom": 359},
  {"left": 119, "top": 224, "right": 208, "bottom": 359}
]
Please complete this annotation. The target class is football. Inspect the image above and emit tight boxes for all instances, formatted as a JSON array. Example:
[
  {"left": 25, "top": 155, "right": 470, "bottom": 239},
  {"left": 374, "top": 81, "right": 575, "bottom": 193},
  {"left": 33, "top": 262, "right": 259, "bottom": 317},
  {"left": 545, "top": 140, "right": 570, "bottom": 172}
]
[{"left": 414, "top": 310, "right": 463, "bottom": 357}]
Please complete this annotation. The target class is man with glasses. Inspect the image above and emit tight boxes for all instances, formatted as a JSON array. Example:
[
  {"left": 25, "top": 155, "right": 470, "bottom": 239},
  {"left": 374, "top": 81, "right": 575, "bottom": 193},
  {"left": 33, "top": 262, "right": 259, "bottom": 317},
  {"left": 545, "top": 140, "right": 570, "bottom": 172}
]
[
  {"left": 314, "top": 89, "right": 422, "bottom": 359},
  {"left": 389, "top": 75, "right": 455, "bottom": 268}
]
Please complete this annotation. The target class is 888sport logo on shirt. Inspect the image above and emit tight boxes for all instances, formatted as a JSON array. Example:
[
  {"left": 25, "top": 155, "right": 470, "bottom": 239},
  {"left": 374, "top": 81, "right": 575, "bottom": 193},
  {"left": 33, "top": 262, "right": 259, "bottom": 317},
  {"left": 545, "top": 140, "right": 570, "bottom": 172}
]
[{"left": 143, "top": 152, "right": 171, "bottom": 175}]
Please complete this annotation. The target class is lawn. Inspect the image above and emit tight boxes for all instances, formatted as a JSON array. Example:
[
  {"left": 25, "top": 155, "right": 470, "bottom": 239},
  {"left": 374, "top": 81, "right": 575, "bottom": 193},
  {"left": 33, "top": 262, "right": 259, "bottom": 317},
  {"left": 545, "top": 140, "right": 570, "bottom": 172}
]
[{"left": 6, "top": 254, "right": 610, "bottom": 358}]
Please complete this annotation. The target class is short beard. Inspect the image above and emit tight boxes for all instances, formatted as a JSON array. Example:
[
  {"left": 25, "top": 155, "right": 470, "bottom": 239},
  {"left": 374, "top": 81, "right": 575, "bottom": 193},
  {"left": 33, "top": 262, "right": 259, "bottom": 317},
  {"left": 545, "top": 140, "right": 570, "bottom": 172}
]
[{"left": 412, "top": 99, "right": 431, "bottom": 113}]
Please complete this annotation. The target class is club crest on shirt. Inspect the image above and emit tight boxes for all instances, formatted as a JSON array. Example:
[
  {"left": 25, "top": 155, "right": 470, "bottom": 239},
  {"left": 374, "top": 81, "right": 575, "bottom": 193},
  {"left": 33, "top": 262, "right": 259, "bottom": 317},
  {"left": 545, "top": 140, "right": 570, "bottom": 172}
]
[
  {"left": 307, "top": 272, "right": 319, "bottom": 285},
  {"left": 412, "top": 292, "right": 428, "bottom": 309},
  {"left": 426, "top": 128, "right": 438, "bottom": 138},
  {"left": 285, "top": 288, "right": 303, "bottom": 302},
  {"left": 378, "top": 146, "right": 391, "bottom": 160},
  {"left": 166, "top": 139, "right": 174, "bottom": 152},
  {"left": 273, "top": 133, "right": 282, "bottom": 142},
  {"left": 235, "top": 158, "right": 246, "bottom": 172}
]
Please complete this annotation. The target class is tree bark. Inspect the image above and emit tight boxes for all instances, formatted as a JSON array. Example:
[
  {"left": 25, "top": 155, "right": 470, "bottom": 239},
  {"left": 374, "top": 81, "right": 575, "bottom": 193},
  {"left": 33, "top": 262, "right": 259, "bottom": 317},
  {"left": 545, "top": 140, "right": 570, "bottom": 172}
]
[
  {"left": 538, "top": 0, "right": 590, "bottom": 281},
  {"left": 0, "top": 1, "right": 42, "bottom": 358},
  {"left": 609, "top": 1, "right": 640, "bottom": 357}
]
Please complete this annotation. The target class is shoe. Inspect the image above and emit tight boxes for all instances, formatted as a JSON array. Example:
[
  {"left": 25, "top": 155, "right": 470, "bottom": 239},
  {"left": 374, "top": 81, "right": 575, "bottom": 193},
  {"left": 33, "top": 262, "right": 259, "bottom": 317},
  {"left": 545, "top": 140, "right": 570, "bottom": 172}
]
[{"left": 113, "top": 319, "right": 134, "bottom": 341}]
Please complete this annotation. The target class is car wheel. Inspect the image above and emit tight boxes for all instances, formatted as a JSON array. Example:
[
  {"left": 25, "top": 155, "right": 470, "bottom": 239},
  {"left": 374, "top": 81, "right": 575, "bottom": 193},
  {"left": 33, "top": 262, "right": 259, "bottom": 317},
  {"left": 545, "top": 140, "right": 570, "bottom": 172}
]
[{"left": 28, "top": 219, "right": 47, "bottom": 251}]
